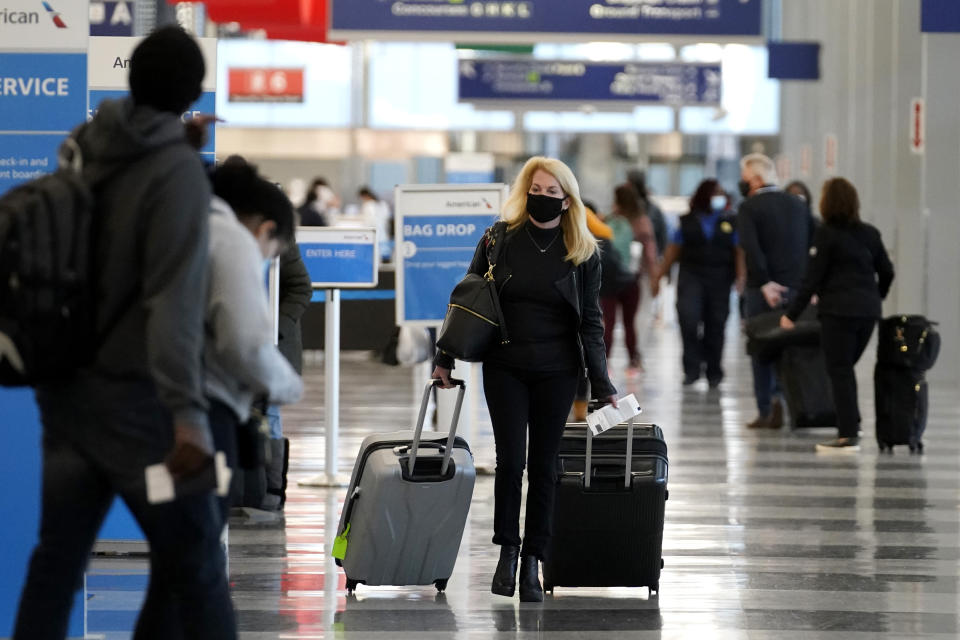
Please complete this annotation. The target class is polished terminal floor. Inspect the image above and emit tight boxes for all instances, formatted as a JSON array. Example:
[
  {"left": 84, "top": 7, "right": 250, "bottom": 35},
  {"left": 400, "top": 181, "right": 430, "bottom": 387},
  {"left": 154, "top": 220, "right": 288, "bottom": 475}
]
[{"left": 84, "top": 299, "right": 960, "bottom": 639}]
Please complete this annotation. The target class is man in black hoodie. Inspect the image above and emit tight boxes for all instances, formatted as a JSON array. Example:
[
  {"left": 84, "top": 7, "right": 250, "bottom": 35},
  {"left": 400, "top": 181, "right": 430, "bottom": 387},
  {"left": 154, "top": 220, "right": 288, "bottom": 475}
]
[{"left": 14, "top": 27, "right": 236, "bottom": 639}]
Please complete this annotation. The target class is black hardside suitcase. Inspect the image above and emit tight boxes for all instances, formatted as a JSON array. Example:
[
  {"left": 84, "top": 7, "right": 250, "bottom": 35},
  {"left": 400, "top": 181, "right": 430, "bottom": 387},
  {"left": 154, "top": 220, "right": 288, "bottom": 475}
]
[
  {"left": 874, "top": 364, "right": 928, "bottom": 453},
  {"left": 543, "top": 420, "right": 668, "bottom": 596},
  {"left": 776, "top": 345, "right": 837, "bottom": 428}
]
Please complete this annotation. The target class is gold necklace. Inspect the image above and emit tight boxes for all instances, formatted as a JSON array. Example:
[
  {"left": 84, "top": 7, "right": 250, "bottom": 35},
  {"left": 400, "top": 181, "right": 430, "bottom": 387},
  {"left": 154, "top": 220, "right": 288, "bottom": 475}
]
[{"left": 525, "top": 225, "right": 562, "bottom": 254}]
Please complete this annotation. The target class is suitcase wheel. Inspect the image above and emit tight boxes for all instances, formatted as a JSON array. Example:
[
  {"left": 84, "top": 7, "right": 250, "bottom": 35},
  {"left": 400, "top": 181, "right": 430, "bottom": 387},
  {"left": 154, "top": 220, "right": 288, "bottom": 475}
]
[
  {"left": 544, "top": 583, "right": 554, "bottom": 595},
  {"left": 877, "top": 441, "right": 893, "bottom": 454},
  {"left": 909, "top": 441, "right": 924, "bottom": 455},
  {"left": 434, "top": 579, "right": 448, "bottom": 593},
  {"left": 649, "top": 584, "right": 659, "bottom": 597},
  {"left": 345, "top": 578, "right": 360, "bottom": 594}
]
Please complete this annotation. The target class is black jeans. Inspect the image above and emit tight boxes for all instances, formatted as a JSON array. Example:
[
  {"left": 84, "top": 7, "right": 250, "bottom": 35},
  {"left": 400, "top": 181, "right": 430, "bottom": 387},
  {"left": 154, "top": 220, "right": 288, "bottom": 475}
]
[
  {"left": 676, "top": 274, "right": 732, "bottom": 381},
  {"left": 483, "top": 363, "right": 580, "bottom": 559},
  {"left": 15, "top": 380, "right": 236, "bottom": 640},
  {"left": 820, "top": 315, "right": 876, "bottom": 438},
  {"left": 209, "top": 399, "right": 240, "bottom": 522}
]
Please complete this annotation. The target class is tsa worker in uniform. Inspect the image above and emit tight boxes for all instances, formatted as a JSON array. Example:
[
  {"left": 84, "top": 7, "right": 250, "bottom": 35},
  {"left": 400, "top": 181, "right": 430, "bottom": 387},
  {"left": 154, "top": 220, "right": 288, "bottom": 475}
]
[
  {"left": 780, "top": 178, "right": 894, "bottom": 452},
  {"left": 653, "top": 179, "right": 744, "bottom": 387},
  {"left": 433, "top": 157, "right": 617, "bottom": 602}
]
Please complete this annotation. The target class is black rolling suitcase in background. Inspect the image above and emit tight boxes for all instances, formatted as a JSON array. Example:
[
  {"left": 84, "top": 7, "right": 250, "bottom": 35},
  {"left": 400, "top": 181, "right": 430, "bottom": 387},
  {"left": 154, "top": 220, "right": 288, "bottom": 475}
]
[
  {"left": 873, "top": 315, "right": 938, "bottom": 454},
  {"left": 776, "top": 345, "right": 837, "bottom": 428},
  {"left": 874, "top": 365, "right": 928, "bottom": 453},
  {"left": 543, "top": 419, "right": 668, "bottom": 596}
]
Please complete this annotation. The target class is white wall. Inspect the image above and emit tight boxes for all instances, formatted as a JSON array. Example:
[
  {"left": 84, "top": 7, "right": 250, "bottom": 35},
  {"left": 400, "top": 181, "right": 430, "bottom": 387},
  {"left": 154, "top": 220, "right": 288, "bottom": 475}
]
[{"left": 779, "top": 0, "right": 960, "bottom": 386}]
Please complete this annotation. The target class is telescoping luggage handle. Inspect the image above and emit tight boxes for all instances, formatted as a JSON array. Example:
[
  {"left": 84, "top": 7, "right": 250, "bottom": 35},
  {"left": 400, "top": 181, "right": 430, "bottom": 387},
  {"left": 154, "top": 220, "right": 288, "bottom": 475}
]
[
  {"left": 409, "top": 378, "right": 467, "bottom": 477},
  {"left": 584, "top": 414, "right": 635, "bottom": 489}
]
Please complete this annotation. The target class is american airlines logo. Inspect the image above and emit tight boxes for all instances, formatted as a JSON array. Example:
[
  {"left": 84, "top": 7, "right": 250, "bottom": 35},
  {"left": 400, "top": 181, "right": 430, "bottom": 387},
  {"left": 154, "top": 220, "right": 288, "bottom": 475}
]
[
  {"left": 42, "top": 1, "right": 67, "bottom": 28},
  {"left": 0, "top": 2, "right": 67, "bottom": 27}
]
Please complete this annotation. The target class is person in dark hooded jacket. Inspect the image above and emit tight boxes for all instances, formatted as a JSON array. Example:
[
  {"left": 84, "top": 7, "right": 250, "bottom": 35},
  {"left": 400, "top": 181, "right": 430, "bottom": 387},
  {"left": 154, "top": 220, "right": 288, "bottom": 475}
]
[{"left": 14, "top": 26, "right": 236, "bottom": 640}]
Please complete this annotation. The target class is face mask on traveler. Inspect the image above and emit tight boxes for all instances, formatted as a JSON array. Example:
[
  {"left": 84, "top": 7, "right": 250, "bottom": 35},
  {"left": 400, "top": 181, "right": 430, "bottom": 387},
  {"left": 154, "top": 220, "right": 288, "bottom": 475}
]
[
  {"left": 526, "top": 193, "right": 566, "bottom": 223},
  {"left": 738, "top": 180, "right": 751, "bottom": 198},
  {"left": 710, "top": 195, "right": 727, "bottom": 211}
]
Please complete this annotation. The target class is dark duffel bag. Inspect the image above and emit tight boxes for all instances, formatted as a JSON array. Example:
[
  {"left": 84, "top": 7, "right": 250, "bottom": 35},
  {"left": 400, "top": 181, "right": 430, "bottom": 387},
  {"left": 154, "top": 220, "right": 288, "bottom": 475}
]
[
  {"left": 435, "top": 223, "right": 509, "bottom": 362},
  {"left": 876, "top": 315, "right": 940, "bottom": 372},
  {"left": 543, "top": 420, "right": 668, "bottom": 596},
  {"left": 875, "top": 363, "right": 927, "bottom": 454},
  {"left": 745, "top": 306, "right": 820, "bottom": 362},
  {"left": 776, "top": 345, "right": 837, "bottom": 428}
]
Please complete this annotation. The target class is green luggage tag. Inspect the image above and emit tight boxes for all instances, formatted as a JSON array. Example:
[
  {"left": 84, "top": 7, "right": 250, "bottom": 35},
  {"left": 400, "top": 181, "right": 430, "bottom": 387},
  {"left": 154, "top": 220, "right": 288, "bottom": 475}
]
[{"left": 332, "top": 523, "right": 350, "bottom": 560}]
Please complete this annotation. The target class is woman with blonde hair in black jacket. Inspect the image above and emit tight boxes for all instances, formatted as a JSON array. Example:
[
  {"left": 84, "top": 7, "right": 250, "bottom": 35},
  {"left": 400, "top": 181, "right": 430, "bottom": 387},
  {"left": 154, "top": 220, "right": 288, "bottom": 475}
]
[{"left": 434, "top": 156, "right": 616, "bottom": 602}]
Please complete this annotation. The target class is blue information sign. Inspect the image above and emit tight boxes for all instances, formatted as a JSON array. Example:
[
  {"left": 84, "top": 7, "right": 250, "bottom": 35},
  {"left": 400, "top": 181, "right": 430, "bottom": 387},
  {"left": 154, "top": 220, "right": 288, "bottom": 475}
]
[
  {"left": 767, "top": 42, "right": 820, "bottom": 80},
  {"left": 400, "top": 214, "right": 498, "bottom": 323},
  {"left": 922, "top": 0, "right": 960, "bottom": 33},
  {"left": 297, "top": 228, "right": 380, "bottom": 288},
  {"left": 394, "top": 184, "right": 506, "bottom": 325},
  {"left": 331, "top": 0, "right": 762, "bottom": 41},
  {"left": 0, "top": 53, "right": 87, "bottom": 194},
  {"left": 89, "top": 1, "right": 135, "bottom": 37},
  {"left": 459, "top": 59, "right": 721, "bottom": 105}
]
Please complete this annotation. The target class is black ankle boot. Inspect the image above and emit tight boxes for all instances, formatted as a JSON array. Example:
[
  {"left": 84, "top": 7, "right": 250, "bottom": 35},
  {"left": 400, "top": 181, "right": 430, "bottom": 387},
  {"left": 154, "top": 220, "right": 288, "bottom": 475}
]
[
  {"left": 518, "top": 555, "right": 543, "bottom": 602},
  {"left": 491, "top": 545, "right": 520, "bottom": 597}
]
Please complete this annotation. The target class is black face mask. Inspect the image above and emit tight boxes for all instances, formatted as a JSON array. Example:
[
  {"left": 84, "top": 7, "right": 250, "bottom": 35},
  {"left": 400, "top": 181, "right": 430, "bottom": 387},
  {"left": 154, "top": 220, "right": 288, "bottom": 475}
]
[
  {"left": 526, "top": 193, "right": 566, "bottom": 223},
  {"left": 738, "top": 179, "right": 752, "bottom": 198}
]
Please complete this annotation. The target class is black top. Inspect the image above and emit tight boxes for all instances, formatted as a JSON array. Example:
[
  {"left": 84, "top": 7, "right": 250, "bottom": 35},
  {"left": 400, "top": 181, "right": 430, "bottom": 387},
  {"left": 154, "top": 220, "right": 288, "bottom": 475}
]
[
  {"left": 277, "top": 243, "right": 313, "bottom": 374},
  {"left": 486, "top": 222, "right": 581, "bottom": 372},
  {"left": 434, "top": 221, "right": 616, "bottom": 399},
  {"left": 297, "top": 202, "right": 326, "bottom": 226},
  {"left": 737, "top": 189, "right": 816, "bottom": 289},
  {"left": 786, "top": 222, "right": 895, "bottom": 321},
  {"left": 678, "top": 210, "right": 737, "bottom": 283}
]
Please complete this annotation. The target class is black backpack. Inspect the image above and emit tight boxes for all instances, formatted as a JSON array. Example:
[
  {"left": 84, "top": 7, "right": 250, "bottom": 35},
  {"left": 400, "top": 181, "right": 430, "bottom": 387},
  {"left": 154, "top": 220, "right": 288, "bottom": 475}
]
[
  {"left": 0, "top": 140, "right": 97, "bottom": 386},
  {"left": 876, "top": 315, "right": 941, "bottom": 372}
]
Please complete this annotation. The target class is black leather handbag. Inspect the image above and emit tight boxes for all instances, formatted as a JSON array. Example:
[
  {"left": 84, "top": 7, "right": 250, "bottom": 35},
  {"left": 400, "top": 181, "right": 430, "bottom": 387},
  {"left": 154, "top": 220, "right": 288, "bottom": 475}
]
[
  {"left": 435, "top": 223, "right": 510, "bottom": 362},
  {"left": 745, "top": 305, "right": 820, "bottom": 362}
]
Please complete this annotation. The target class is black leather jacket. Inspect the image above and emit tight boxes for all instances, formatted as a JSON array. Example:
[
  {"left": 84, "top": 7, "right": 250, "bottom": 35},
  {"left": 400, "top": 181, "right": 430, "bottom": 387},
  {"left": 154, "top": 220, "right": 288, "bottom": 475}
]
[{"left": 436, "top": 222, "right": 616, "bottom": 400}]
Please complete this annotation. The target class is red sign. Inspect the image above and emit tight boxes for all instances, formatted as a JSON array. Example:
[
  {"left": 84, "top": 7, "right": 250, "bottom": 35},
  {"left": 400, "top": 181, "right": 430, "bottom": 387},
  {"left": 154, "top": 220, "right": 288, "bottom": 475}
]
[
  {"left": 799, "top": 144, "right": 812, "bottom": 178},
  {"left": 198, "top": 0, "right": 313, "bottom": 26},
  {"left": 229, "top": 68, "right": 305, "bottom": 103},
  {"left": 775, "top": 154, "right": 792, "bottom": 183},
  {"left": 910, "top": 97, "right": 925, "bottom": 155},
  {"left": 824, "top": 133, "right": 838, "bottom": 174},
  {"left": 192, "top": 0, "right": 338, "bottom": 43}
]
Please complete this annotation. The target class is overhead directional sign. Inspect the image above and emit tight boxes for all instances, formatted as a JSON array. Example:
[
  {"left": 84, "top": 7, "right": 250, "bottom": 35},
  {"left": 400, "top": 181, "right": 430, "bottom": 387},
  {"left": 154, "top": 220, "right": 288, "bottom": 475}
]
[
  {"left": 297, "top": 227, "right": 380, "bottom": 288},
  {"left": 459, "top": 59, "right": 721, "bottom": 106},
  {"left": 330, "top": 0, "right": 763, "bottom": 43}
]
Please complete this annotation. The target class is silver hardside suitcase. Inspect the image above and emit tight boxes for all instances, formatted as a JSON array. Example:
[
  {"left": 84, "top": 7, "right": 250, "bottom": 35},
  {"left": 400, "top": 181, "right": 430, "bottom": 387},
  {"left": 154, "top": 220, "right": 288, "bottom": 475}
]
[{"left": 334, "top": 378, "right": 476, "bottom": 593}]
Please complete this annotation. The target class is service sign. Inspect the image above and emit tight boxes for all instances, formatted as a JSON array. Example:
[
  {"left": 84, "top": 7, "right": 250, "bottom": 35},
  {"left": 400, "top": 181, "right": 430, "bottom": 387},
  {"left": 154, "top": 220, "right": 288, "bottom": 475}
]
[
  {"left": 0, "top": 0, "right": 88, "bottom": 194},
  {"left": 459, "top": 59, "right": 721, "bottom": 106},
  {"left": 330, "top": 0, "right": 762, "bottom": 42},
  {"left": 394, "top": 184, "right": 505, "bottom": 326},
  {"left": 297, "top": 228, "right": 379, "bottom": 288}
]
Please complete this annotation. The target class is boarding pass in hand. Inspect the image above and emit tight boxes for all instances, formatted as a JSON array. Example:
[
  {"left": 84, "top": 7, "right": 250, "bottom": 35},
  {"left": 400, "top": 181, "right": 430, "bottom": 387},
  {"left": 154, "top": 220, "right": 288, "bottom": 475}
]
[{"left": 586, "top": 394, "right": 643, "bottom": 436}]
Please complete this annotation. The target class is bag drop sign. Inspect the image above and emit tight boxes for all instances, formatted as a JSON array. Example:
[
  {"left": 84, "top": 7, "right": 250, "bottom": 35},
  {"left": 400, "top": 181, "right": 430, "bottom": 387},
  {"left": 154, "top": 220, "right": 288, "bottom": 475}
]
[
  {"left": 394, "top": 184, "right": 506, "bottom": 326},
  {"left": 403, "top": 223, "right": 478, "bottom": 237}
]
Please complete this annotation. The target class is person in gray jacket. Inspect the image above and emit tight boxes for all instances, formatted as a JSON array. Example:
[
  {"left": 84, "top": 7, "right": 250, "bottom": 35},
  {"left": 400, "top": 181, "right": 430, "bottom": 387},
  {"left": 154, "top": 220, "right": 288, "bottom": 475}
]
[
  {"left": 15, "top": 27, "right": 236, "bottom": 639},
  {"left": 205, "top": 159, "right": 304, "bottom": 513}
]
